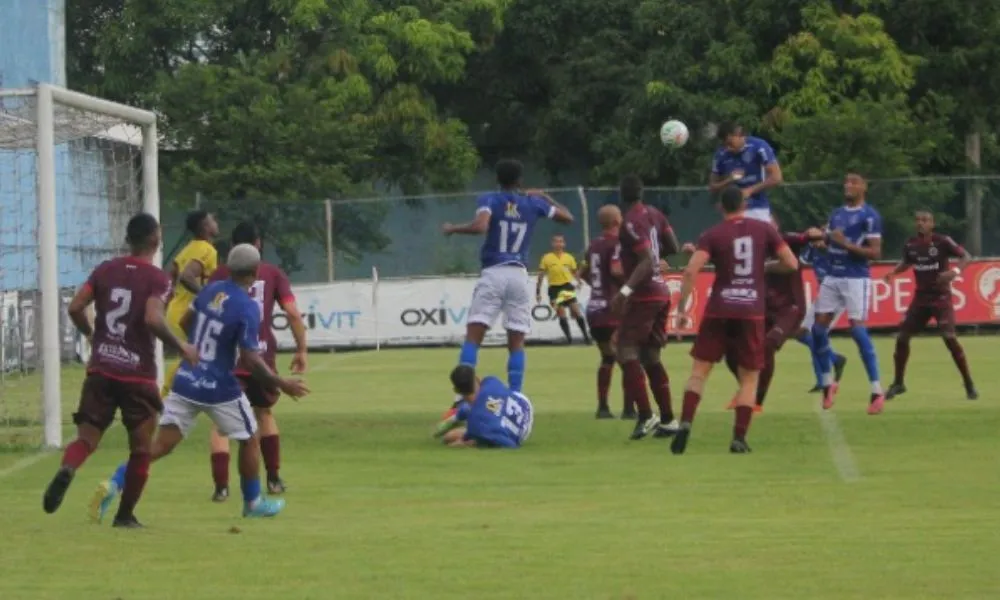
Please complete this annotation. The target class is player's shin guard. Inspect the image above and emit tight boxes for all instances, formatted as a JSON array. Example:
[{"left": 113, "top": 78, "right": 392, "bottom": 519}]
[
  {"left": 115, "top": 452, "right": 151, "bottom": 520},
  {"left": 621, "top": 361, "right": 653, "bottom": 419},
  {"left": 733, "top": 405, "right": 753, "bottom": 441},
  {"left": 507, "top": 349, "right": 526, "bottom": 393},
  {"left": 811, "top": 324, "right": 834, "bottom": 384},
  {"left": 850, "top": 325, "right": 881, "bottom": 393},
  {"left": 458, "top": 341, "right": 479, "bottom": 367},
  {"left": 943, "top": 337, "right": 974, "bottom": 388},
  {"left": 597, "top": 355, "right": 614, "bottom": 409},
  {"left": 642, "top": 362, "right": 674, "bottom": 422},
  {"left": 893, "top": 336, "right": 910, "bottom": 385}
]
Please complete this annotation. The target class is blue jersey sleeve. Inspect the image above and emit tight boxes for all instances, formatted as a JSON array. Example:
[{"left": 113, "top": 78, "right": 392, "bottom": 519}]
[
  {"left": 755, "top": 139, "right": 777, "bottom": 165},
  {"left": 475, "top": 194, "right": 495, "bottom": 215},
  {"left": 455, "top": 401, "right": 471, "bottom": 421},
  {"left": 238, "top": 301, "right": 261, "bottom": 352},
  {"left": 530, "top": 195, "right": 556, "bottom": 219}
]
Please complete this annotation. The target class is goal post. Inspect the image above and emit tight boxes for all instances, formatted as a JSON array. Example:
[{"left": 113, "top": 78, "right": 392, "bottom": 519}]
[{"left": 0, "top": 83, "right": 161, "bottom": 449}]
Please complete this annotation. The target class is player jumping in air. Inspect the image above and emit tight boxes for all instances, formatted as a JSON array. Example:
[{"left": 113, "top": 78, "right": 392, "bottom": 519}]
[
  {"left": 42, "top": 213, "right": 198, "bottom": 519},
  {"left": 162, "top": 210, "right": 219, "bottom": 398},
  {"left": 797, "top": 241, "right": 847, "bottom": 392},
  {"left": 442, "top": 159, "right": 573, "bottom": 394},
  {"left": 433, "top": 366, "right": 533, "bottom": 449},
  {"left": 536, "top": 234, "right": 590, "bottom": 344},
  {"left": 708, "top": 122, "right": 784, "bottom": 223},
  {"left": 673, "top": 186, "right": 799, "bottom": 454},
  {"left": 883, "top": 210, "right": 977, "bottom": 400},
  {"left": 579, "top": 205, "right": 627, "bottom": 419},
  {"left": 812, "top": 172, "right": 885, "bottom": 414},
  {"left": 609, "top": 175, "right": 681, "bottom": 440},
  {"left": 725, "top": 218, "right": 823, "bottom": 411},
  {"left": 91, "top": 244, "right": 309, "bottom": 526},
  {"left": 203, "top": 222, "right": 309, "bottom": 501}
]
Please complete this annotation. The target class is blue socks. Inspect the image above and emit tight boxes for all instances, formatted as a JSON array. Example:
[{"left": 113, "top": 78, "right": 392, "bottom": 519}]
[
  {"left": 507, "top": 349, "right": 526, "bottom": 393},
  {"left": 812, "top": 324, "right": 834, "bottom": 385},
  {"left": 110, "top": 462, "right": 127, "bottom": 490},
  {"left": 459, "top": 340, "right": 479, "bottom": 367},
  {"left": 799, "top": 331, "right": 845, "bottom": 387},
  {"left": 240, "top": 477, "right": 261, "bottom": 505},
  {"left": 850, "top": 325, "right": 882, "bottom": 393}
]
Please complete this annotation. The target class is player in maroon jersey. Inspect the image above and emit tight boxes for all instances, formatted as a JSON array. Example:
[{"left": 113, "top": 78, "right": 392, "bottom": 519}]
[
  {"left": 883, "top": 210, "right": 977, "bottom": 400},
  {"left": 205, "top": 222, "right": 309, "bottom": 499},
  {"left": 723, "top": 219, "right": 824, "bottom": 411},
  {"left": 579, "top": 205, "right": 626, "bottom": 419},
  {"left": 43, "top": 213, "right": 198, "bottom": 516},
  {"left": 609, "top": 175, "right": 681, "bottom": 441},
  {"left": 672, "top": 186, "right": 799, "bottom": 454}
]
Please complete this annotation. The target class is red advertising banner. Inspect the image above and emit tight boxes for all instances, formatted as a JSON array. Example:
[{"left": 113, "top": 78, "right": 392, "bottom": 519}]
[{"left": 663, "top": 259, "right": 1000, "bottom": 336}]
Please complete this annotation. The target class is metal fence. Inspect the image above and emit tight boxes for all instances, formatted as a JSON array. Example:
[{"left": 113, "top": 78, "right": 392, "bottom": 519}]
[{"left": 161, "top": 176, "right": 1000, "bottom": 283}]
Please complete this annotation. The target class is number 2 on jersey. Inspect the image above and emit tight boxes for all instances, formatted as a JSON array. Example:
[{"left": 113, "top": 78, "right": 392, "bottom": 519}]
[
  {"left": 105, "top": 287, "right": 132, "bottom": 337},
  {"left": 733, "top": 236, "right": 753, "bottom": 276},
  {"left": 192, "top": 312, "right": 224, "bottom": 361},
  {"left": 498, "top": 220, "right": 527, "bottom": 253}
]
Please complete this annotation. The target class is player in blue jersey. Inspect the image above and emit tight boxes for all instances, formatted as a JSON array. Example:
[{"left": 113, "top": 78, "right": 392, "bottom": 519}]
[
  {"left": 442, "top": 159, "right": 573, "bottom": 395},
  {"left": 90, "top": 245, "right": 309, "bottom": 527},
  {"left": 812, "top": 172, "right": 885, "bottom": 414},
  {"left": 433, "top": 365, "right": 534, "bottom": 448},
  {"left": 797, "top": 242, "right": 847, "bottom": 392},
  {"left": 708, "top": 122, "right": 784, "bottom": 223}
]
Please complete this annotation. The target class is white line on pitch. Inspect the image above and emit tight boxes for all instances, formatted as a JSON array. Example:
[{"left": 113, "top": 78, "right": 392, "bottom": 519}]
[
  {"left": 813, "top": 402, "right": 862, "bottom": 483},
  {"left": 0, "top": 451, "right": 54, "bottom": 480}
]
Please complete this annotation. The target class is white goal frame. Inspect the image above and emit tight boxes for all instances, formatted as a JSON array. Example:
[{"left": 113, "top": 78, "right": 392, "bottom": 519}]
[{"left": 1, "top": 83, "right": 162, "bottom": 448}]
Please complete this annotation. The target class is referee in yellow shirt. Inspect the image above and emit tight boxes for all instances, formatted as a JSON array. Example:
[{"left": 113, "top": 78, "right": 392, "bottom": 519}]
[{"left": 536, "top": 234, "right": 590, "bottom": 344}]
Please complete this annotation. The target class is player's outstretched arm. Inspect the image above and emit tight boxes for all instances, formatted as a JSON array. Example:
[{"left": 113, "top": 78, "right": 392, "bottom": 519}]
[
  {"left": 243, "top": 349, "right": 309, "bottom": 398},
  {"left": 883, "top": 259, "right": 910, "bottom": 283},
  {"left": 775, "top": 244, "right": 799, "bottom": 272},
  {"left": 526, "top": 189, "right": 574, "bottom": 224},
  {"left": 67, "top": 284, "right": 95, "bottom": 338},
  {"left": 442, "top": 209, "right": 490, "bottom": 236}
]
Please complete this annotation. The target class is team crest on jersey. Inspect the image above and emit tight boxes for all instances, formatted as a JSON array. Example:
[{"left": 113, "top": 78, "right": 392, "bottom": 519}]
[
  {"left": 485, "top": 397, "right": 503, "bottom": 415},
  {"left": 504, "top": 202, "right": 521, "bottom": 219},
  {"left": 929, "top": 246, "right": 938, "bottom": 257},
  {"left": 207, "top": 292, "right": 228, "bottom": 313}
]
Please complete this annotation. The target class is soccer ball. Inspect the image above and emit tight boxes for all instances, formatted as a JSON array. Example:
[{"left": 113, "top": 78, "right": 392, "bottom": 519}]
[{"left": 660, "top": 120, "right": 689, "bottom": 148}]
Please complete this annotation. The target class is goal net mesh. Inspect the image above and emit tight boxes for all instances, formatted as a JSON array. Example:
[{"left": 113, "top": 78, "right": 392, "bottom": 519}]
[{"left": 0, "top": 91, "right": 145, "bottom": 449}]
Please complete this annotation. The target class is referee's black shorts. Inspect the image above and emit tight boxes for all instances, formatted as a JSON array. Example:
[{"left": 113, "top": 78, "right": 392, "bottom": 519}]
[{"left": 547, "top": 283, "right": 577, "bottom": 306}]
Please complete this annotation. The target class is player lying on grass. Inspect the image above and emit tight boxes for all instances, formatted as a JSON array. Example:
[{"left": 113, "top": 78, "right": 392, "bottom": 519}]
[
  {"left": 433, "top": 365, "right": 533, "bottom": 449},
  {"left": 90, "top": 244, "right": 309, "bottom": 526},
  {"left": 883, "top": 210, "right": 977, "bottom": 400}
]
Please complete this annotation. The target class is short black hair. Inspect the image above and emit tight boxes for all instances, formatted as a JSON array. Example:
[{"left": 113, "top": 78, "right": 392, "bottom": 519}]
[
  {"left": 185, "top": 210, "right": 210, "bottom": 235},
  {"left": 718, "top": 121, "right": 742, "bottom": 140},
  {"left": 125, "top": 212, "right": 159, "bottom": 248},
  {"left": 231, "top": 221, "right": 260, "bottom": 247},
  {"left": 719, "top": 185, "right": 744, "bottom": 213},
  {"left": 495, "top": 159, "right": 524, "bottom": 188},
  {"left": 450, "top": 365, "right": 476, "bottom": 396},
  {"left": 619, "top": 174, "right": 643, "bottom": 204}
]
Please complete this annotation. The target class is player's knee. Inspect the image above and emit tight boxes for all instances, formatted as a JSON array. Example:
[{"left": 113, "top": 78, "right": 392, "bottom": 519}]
[
  {"left": 601, "top": 353, "right": 616, "bottom": 366},
  {"left": 638, "top": 346, "right": 660, "bottom": 367},
  {"left": 617, "top": 346, "right": 639, "bottom": 364}
]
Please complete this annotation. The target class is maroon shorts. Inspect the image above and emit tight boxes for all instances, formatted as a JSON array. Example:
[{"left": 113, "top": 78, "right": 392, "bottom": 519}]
[
  {"left": 691, "top": 317, "right": 766, "bottom": 371},
  {"left": 237, "top": 373, "right": 280, "bottom": 409},
  {"left": 618, "top": 300, "right": 670, "bottom": 348},
  {"left": 74, "top": 372, "right": 162, "bottom": 432},
  {"left": 765, "top": 305, "right": 805, "bottom": 350},
  {"left": 901, "top": 301, "right": 956, "bottom": 335},
  {"left": 587, "top": 311, "right": 619, "bottom": 344}
]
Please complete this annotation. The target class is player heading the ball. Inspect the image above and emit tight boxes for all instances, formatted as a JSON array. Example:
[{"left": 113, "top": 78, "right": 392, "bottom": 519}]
[
  {"left": 442, "top": 159, "right": 573, "bottom": 396},
  {"left": 709, "top": 122, "right": 783, "bottom": 223},
  {"left": 433, "top": 365, "right": 534, "bottom": 449}
]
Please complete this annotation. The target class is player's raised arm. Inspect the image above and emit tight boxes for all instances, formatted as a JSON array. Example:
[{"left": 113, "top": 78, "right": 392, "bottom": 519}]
[
  {"left": 442, "top": 195, "right": 492, "bottom": 236},
  {"left": 526, "top": 189, "right": 573, "bottom": 224}
]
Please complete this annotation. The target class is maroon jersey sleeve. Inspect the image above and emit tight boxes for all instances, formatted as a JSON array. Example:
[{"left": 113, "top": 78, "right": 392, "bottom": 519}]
[
  {"left": 274, "top": 267, "right": 295, "bottom": 305},
  {"left": 208, "top": 265, "right": 230, "bottom": 283},
  {"left": 150, "top": 268, "right": 172, "bottom": 304},
  {"left": 940, "top": 234, "right": 965, "bottom": 258},
  {"left": 765, "top": 224, "right": 788, "bottom": 258}
]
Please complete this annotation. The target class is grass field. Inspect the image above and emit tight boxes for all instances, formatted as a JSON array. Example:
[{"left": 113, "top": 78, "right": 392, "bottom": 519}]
[{"left": 0, "top": 336, "right": 998, "bottom": 599}]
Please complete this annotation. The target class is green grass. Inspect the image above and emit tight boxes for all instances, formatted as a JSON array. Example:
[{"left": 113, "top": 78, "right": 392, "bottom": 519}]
[{"left": 1, "top": 336, "right": 998, "bottom": 599}]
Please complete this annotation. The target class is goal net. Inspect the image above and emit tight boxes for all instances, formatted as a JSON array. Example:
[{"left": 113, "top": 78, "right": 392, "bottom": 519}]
[{"left": 0, "top": 84, "right": 160, "bottom": 450}]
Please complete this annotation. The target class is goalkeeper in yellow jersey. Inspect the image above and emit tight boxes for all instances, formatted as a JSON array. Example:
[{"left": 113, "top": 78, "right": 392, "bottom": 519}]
[{"left": 162, "top": 210, "right": 220, "bottom": 396}]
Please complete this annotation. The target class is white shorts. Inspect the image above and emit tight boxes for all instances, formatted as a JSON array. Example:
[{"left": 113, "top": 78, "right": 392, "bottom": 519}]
[
  {"left": 744, "top": 207, "right": 772, "bottom": 223},
  {"left": 801, "top": 301, "right": 845, "bottom": 331},
  {"left": 814, "top": 276, "right": 872, "bottom": 322},
  {"left": 467, "top": 265, "right": 533, "bottom": 333},
  {"left": 159, "top": 392, "right": 258, "bottom": 441}
]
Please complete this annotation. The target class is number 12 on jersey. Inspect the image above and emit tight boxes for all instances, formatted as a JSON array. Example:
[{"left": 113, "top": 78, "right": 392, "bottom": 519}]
[{"left": 498, "top": 220, "right": 527, "bottom": 253}]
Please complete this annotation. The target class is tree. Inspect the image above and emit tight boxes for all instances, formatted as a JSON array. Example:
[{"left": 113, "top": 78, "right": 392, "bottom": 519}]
[{"left": 67, "top": 0, "right": 507, "bottom": 272}]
